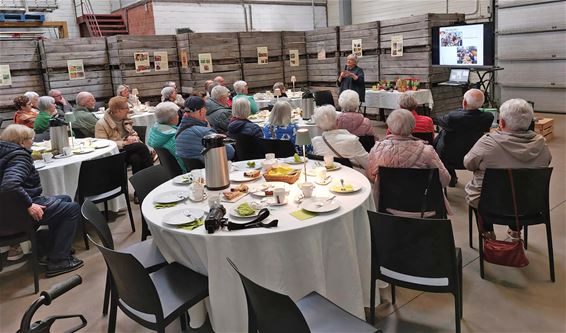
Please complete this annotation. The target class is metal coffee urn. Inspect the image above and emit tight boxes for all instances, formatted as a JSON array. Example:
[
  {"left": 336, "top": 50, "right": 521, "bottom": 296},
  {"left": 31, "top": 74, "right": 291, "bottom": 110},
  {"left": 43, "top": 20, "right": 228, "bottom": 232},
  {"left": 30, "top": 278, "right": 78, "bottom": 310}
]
[
  {"left": 300, "top": 89, "right": 315, "bottom": 120},
  {"left": 201, "top": 134, "right": 234, "bottom": 190},
  {"left": 49, "top": 118, "right": 69, "bottom": 155}
]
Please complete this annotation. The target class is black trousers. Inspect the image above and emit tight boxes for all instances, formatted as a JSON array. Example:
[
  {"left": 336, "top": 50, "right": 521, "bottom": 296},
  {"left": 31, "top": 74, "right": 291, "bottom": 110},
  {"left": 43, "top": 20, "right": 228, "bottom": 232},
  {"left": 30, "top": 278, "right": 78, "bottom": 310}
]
[{"left": 122, "top": 142, "right": 152, "bottom": 174}]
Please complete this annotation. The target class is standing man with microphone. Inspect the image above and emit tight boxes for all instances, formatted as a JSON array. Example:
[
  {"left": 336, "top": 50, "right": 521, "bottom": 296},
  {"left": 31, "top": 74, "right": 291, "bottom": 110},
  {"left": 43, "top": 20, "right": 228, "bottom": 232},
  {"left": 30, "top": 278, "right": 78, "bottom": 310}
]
[{"left": 337, "top": 54, "right": 365, "bottom": 103}]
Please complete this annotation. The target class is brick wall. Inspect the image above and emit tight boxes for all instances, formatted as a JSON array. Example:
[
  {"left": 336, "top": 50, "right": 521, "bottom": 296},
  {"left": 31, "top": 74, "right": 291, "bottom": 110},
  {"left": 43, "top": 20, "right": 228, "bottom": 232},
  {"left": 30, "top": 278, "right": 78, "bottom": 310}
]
[{"left": 114, "top": 1, "right": 155, "bottom": 36}]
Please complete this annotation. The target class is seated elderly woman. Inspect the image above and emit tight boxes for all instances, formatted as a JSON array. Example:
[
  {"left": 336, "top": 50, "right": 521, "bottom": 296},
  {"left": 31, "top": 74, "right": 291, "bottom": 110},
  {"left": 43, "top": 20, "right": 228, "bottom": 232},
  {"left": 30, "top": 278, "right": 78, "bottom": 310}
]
[
  {"left": 263, "top": 101, "right": 296, "bottom": 141},
  {"left": 117, "top": 84, "right": 139, "bottom": 107},
  {"left": 272, "top": 82, "right": 287, "bottom": 97},
  {"left": 34, "top": 96, "right": 59, "bottom": 134},
  {"left": 312, "top": 105, "right": 368, "bottom": 170},
  {"left": 24, "top": 91, "right": 40, "bottom": 113},
  {"left": 12, "top": 95, "right": 37, "bottom": 129},
  {"left": 95, "top": 96, "right": 152, "bottom": 174},
  {"left": 0, "top": 124, "right": 83, "bottom": 276},
  {"left": 386, "top": 92, "right": 434, "bottom": 135},
  {"left": 147, "top": 101, "right": 186, "bottom": 173},
  {"left": 336, "top": 89, "right": 377, "bottom": 138},
  {"left": 233, "top": 80, "right": 259, "bottom": 115},
  {"left": 227, "top": 98, "right": 263, "bottom": 139},
  {"left": 164, "top": 81, "right": 185, "bottom": 108},
  {"left": 73, "top": 91, "right": 98, "bottom": 137},
  {"left": 161, "top": 86, "right": 183, "bottom": 124}
]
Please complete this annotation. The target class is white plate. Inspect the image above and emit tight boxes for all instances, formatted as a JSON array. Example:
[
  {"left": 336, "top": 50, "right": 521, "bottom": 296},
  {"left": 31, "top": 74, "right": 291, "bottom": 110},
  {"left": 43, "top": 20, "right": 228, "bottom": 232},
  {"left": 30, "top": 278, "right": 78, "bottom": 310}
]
[
  {"left": 250, "top": 182, "right": 290, "bottom": 197},
  {"left": 232, "top": 161, "right": 262, "bottom": 171},
  {"left": 328, "top": 181, "right": 362, "bottom": 194},
  {"left": 162, "top": 208, "right": 205, "bottom": 226},
  {"left": 308, "top": 162, "right": 342, "bottom": 175},
  {"left": 73, "top": 147, "right": 95, "bottom": 154},
  {"left": 229, "top": 204, "right": 261, "bottom": 218},
  {"left": 283, "top": 156, "right": 307, "bottom": 164},
  {"left": 301, "top": 197, "right": 340, "bottom": 213},
  {"left": 154, "top": 191, "right": 189, "bottom": 204},
  {"left": 34, "top": 161, "right": 46, "bottom": 169},
  {"left": 265, "top": 197, "right": 288, "bottom": 206},
  {"left": 53, "top": 154, "right": 72, "bottom": 159},
  {"left": 230, "top": 172, "right": 262, "bottom": 182},
  {"left": 93, "top": 141, "right": 110, "bottom": 149},
  {"left": 314, "top": 176, "right": 332, "bottom": 185},
  {"left": 173, "top": 173, "right": 194, "bottom": 185},
  {"left": 220, "top": 190, "right": 248, "bottom": 203}
]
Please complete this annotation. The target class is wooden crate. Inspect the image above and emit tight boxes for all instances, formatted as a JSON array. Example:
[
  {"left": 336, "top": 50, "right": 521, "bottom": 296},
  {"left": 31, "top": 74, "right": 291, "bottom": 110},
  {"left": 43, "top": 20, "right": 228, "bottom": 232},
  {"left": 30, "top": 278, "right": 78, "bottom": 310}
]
[
  {"left": 307, "top": 57, "right": 339, "bottom": 84},
  {"left": 0, "top": 40, "right": 44, "bottom": 117},
  {"left": 430, "top": 85, "right": 464, "bottom": 117},
  {"left": 339, "top": 22, "right": 380, "bottom": 86},
  {"left": 379, "top": 13, "right": 465, "bottom": 85},
  {"left": 239, "top": 32, "right": 283, "bottom": 91},
  {"left": 282, "top": 31, "right": 308, "bottom": 88},
  {"left": 306, "top": 27, "right": 339, "bottom": 87},
  {"left": 242, "top": 61, "right": 284, "bottom": 91},
  {"left": 305, "top": 27, "right": 339, "bottom": 54},
  {"left": 107, "top": 35, "right": 180, "bottom": 99},
  {"left": 535, "top": 117, "right": 554, "bottom": 140},
  {"left": 40, "top": 37, "right": 112, "bottom": 103}
]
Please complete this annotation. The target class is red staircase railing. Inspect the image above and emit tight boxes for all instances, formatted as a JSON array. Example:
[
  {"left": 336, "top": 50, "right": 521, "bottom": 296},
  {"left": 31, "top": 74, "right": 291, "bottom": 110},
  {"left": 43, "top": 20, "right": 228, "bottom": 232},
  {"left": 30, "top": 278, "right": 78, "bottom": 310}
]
[{"left": 74, "top": 0, "right": 102, "bottom": 37}]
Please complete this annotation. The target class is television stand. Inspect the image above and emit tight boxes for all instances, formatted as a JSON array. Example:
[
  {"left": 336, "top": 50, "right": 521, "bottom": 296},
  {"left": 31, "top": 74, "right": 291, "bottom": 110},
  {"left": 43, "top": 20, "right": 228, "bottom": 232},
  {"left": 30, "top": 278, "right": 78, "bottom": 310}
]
[{"left": 469, "top": 67, "right": 503, "bottom": 108}]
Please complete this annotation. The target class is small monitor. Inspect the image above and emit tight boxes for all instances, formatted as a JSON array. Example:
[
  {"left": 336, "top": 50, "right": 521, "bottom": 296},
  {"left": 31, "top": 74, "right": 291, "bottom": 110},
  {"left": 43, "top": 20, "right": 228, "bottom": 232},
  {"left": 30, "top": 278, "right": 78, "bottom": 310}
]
[{"left": 449, "top": 69, "right": 470, "bottom": 83}]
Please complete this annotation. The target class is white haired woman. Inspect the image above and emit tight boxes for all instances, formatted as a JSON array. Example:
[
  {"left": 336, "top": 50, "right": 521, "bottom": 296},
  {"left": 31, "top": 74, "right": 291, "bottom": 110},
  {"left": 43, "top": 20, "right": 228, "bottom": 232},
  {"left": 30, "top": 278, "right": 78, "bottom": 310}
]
[
  {"left": 227, "top": 98, "right": 263, "bottom": 139},
  {"left": 337, "top": 54, "right": 365, "bottom": 102},
  {"left": 164, "top": 81, "right": 185, "bottom": 107},
  {"left": 263, "top": 101, "right": 297, "bottom": 142},
  {"left": 147, "top": 101, "right": 186, "bottom": 172},
  {"left": 117, "top": 84, "right": 139, "bottom": 107},
  {"left": 312, "top": 105, "right": 368, "bottom": 170},
  {"left": 232, "top": 80, "right": 259, "bottom": 114},
  {"left": 24, "top": 91, "right": 40, "bottom": 112},
  {"left": 34, "top": 96, "right": 59, "bottom": 134},
  {"left": 336, "top": 89, "right": 376, "bottom": 138}
]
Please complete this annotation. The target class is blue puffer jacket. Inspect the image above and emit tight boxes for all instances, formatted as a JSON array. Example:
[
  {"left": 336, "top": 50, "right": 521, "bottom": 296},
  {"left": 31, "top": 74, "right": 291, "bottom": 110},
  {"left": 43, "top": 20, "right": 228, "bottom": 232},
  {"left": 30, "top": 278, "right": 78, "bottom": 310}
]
[
  {"left": 227, "top": 118, "right": 263, "bottom": 139},
  {"left": 0, "top": 140, "right": 42, "bottom": 207},
  {"left": 176, "top": 117, "right": 235, "bottom": 163}
]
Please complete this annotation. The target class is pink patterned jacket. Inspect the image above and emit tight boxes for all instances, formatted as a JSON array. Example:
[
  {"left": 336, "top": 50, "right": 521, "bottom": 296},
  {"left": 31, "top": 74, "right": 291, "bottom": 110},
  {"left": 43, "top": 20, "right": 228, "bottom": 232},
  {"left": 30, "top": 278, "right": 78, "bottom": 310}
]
[{"left": 336, "top": 112, "right": 377, "bottom": 138}]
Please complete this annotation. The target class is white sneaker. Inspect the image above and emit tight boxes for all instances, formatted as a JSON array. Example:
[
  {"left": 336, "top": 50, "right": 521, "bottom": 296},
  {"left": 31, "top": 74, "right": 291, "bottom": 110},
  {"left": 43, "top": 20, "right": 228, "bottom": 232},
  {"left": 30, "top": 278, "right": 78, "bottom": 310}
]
[{"left": 7, "top": 245, "right": 24, "bottom": 261}]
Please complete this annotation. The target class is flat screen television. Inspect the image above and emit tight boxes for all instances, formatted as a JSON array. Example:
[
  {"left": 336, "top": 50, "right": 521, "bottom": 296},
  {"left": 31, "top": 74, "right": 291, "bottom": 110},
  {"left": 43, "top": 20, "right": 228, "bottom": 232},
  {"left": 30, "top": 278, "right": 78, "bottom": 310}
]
[{"left": 432, "top": 22, "right": 495, "bottom": 67}]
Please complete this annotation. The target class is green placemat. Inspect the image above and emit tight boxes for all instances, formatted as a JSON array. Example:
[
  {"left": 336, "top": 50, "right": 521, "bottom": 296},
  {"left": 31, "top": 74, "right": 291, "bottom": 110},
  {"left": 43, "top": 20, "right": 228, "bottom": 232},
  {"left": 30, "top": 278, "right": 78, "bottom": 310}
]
[{"left": 291, "top": 209, "right": 319, "bottom": 220}]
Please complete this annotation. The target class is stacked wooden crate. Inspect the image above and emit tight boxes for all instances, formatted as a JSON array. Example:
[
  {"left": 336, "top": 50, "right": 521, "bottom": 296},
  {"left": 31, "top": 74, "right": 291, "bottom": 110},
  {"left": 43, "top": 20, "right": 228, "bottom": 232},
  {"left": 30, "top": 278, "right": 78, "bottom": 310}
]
[
  {"left": 107, "top": 35, "right": 180, "bottom": 100},
  {"left": 535, "top": 118, "right": 554, "bottom": 141},
  {"left": 0, "top": 40, "right": 44, "bottom": 118},
  {"left": 306, "top": 27, "right": 340, "bottom": 105},
  {"left": 282, "top": 31, "right": 308, "bottom": 90},
  {"left": 40, "top": 38, "right": 112, "bottom": 104},
  {"left": 239, "top": 32, "right": 284, "bottom": 92},
  {"left": 178, "top": 32, "right": 241, "bottom": 94},
  {"left": 339, "top": 21, "right": 380, "bottom": 85}
]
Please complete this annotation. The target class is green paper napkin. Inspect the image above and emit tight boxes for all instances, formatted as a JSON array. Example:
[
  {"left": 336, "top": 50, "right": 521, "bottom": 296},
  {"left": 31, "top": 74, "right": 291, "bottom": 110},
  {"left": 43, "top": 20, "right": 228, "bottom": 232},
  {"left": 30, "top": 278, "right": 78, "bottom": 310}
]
[
  {"left": 291, "top": 209, "right": 319, "bottom": 220},
  {"left": 154, "top": 202, "right": 178, "bottom": 209},
  {"left": 178, "top": 218, "right": 204, "bottom": 231}
]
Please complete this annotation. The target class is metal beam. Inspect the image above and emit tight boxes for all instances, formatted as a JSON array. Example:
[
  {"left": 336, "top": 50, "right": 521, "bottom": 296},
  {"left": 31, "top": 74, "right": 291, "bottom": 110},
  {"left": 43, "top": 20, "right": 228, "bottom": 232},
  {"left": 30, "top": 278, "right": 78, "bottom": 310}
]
[{"left": 0, "top": 21, "right": 69, "bottom": 38}]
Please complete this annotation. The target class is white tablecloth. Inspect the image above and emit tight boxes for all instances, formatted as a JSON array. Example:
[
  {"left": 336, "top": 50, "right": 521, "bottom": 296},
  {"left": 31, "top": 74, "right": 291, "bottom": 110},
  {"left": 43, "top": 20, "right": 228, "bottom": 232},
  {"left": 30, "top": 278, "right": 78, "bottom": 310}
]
[
  {"left": 254, "top": 97, "right": 302, "bottom": 110},
  {"left": 365, "top": 89, "right": 434, "bottom": 110},
  {"left": 143, "top": 160, "right": 376, "bottom": 333}
]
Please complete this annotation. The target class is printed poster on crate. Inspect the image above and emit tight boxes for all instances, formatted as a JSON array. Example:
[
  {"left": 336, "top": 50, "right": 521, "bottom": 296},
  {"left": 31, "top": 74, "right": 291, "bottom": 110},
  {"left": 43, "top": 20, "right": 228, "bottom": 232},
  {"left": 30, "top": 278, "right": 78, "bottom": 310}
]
[
  {"left": 289, "top": 49, "right": 300, "bottom": 67},
  {"left": 0, "top": 65, "right": 12, "bottom": 86},
  {"left": 198, "top": 53, "right": 213, "bottom": 73},
  {"left": 317, "top": 42, "right": 326, "bottom": 60},
  {"left": 352, "top": 39, "right": 363, "bottom": 57},
  {"left": 257, "top": 47, "right": 269, "bottom": 64},
  {"left": 154, "top": 51, "right": 169, "bottom": 71},
  {"left": 134, "top": 52, "right": 150, "bottom": 73},
  {"left": 180, "top": 49, "right": 189, "bottom": 69},
  {"left": 67, "top": 60, "right": 85, "bottom": 80},
  {"left": 391, "top": 35, "right": 404, "bottom": 57}
]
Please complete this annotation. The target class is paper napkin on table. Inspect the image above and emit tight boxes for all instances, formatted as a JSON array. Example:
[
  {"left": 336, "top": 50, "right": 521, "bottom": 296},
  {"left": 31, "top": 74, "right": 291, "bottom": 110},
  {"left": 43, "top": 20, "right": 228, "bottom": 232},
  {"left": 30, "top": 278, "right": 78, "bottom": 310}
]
[
  {"left": 291, "top": 209, "right": 318, "bottom": 220},
  {"left": 154, "top": 202, "right": 177, "bottom": 209},
  {"left": 178, "top": 219, "right": 204, "bottom": 231}
]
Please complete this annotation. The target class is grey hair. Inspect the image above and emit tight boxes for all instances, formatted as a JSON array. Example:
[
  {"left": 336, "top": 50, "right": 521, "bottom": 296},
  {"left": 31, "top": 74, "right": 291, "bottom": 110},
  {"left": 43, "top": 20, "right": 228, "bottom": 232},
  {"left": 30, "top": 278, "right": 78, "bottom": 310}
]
[
  {"left": 154, "top": 101, "right": 179, "bottom": 124},
  {"left": 347, "top": 54, "right": 358, "bottom": 64},
  {"left": 273, "top": 82, "right": 286, "bottom": 93},
  {"left": 211, "top": 85, "right": 230, "bottom": 100},
  {"left": 233, "top": 80, "right": 248, "bottom": 94},
  {"left": 463, "top": 88, "right": 485, "bottom": 110},
  {"left": 76, "top": 91, "right": 94, "bottom": 106},
  {"left": 499, "top": 98, "right": 534, "bottom": 131},
  {"left": 387, "top": 109, "right": 415, "bottom": 136},
  {"left": 48, "top": 89, "right": 62, "bottom": 97},
  {"left": 161, "top": 86, "right": 176, "bottom": 102},
  {"left": 24, "top": 91, "right": 39, "bottom": 99},
  {"left": 232, "top": 98, "right": 251, "bottom": 119},
  {"left": 398, "top": 92, "right": 419, "bottom": 110},
  {"left": 338, "top": 89, "right": 360, "bottom": 112},
  {"left": 116, "top": 84, "right": 129, "bottom": 96},
  {"left": 165, "top": 81, "right": 176, "bottom": 88},
  {"left": 37, "top": 96, "right": 55, "bottom": 112},
  {"left": 313, "top": 105, "right": 338, "bottom": 131},
  {"left": 269, "top": 101, "right": 292, "bottom": 126}
]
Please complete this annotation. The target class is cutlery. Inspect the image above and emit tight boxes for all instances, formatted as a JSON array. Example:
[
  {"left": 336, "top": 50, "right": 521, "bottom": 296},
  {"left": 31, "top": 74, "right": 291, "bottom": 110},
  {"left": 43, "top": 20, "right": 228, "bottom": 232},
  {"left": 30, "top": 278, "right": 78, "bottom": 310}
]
[
  {"left": 316, "top": 195, "right": 336, "bottom": 207},
  {"left": 340, "top": 179, "right": 346, "bottom": 191}
]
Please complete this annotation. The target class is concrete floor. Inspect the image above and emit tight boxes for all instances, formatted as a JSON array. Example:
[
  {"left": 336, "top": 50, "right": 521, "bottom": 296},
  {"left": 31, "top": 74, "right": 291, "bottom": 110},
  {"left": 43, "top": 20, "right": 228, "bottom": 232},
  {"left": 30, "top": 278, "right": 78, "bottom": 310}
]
[{"left": 1, "top": 113, "right": 564, "bottom": 333}]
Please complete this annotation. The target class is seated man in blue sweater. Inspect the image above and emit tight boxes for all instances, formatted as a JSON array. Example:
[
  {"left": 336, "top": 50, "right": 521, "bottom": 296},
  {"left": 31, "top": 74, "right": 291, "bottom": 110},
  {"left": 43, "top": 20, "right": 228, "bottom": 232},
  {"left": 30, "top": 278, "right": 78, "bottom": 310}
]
[{"left": 176, "top": 96, "right": 235, "bottom": 163}]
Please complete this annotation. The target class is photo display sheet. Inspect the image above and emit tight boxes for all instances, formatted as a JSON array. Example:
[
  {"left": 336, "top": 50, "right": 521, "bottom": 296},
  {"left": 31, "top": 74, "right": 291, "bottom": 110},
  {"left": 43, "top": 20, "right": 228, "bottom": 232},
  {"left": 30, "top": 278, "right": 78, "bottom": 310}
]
[{"left": 438, "top": 24, "right": 484, "bottom": 66}]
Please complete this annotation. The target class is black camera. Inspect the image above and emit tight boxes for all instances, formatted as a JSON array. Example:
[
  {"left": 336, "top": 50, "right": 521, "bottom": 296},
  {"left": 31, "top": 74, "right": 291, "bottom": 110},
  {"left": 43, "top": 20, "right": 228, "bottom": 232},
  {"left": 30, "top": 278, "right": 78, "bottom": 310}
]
[{"left": 204, "top": 204, "right": 227, "bottom": 234}]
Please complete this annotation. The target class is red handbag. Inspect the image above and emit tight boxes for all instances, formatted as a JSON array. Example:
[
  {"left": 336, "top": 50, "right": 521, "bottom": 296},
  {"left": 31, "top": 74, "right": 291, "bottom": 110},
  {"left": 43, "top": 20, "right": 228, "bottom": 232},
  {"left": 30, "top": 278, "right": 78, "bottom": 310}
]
[{"left": 478, "top": 170, "right": 529, "bottom": 268}]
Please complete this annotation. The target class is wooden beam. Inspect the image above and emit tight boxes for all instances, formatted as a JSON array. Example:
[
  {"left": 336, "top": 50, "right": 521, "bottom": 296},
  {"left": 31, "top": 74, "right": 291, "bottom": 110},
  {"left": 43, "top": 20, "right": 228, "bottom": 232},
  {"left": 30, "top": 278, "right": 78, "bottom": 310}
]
[{"left": 0, "top": 21, "right": 69, "bottom": 38}]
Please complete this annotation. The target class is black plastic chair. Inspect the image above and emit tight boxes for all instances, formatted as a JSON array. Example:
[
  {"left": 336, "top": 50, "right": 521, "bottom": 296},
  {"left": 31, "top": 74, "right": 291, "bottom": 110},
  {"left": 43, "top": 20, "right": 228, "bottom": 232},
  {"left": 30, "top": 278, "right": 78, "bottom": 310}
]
[
  {"left": 306, "top": 153, "right": 353, "bottom": 168},
  {"left": 77, "top": 152, "right": 135, "bottom": 249},
  {"left": 378, "top": 167, "right": 447, "bottom": 219},
  {"left": 227, "top": 258, "right": 377, "bottom": 333},
  {"left": 0, "top": 190, "right": 40, "bottom": 294},
  {"left": 82, "top": 200, "right": 166, "bottom": 316},
  {"left": 261, "top": 138, "right": 296, "bottom": 158},
  {"left": 90, "top": 236, "right": 208, "bottom": 333},
  {"left": 412, "top": 132, "right": 434, "bottom": 145},
  {"left": 313, "top": 90, "right": 335, "bottom": 107},
  {"left": 471, "top": 168, "right": 554, "bottom": 281},
  {"left": 129, "top": 165, "right": 171, "bottom": 241},
  {"left": 71, "top": 127, "right": 88, "bottom": 139},
  {"left": 358, "top": 135, "right": 376, "bottom": 153},
  {"left": 182, "top": 158, "right": 205, "bottom": 172},
  {"left": 367, "top": 211, "right": 462, "bottom": 332},
  {"left": 234, "top": 134, "right": 266, "bottom": 161},
  {"left": 133, "top": 125, "right": 147, "bottom": 144},
  {"left": 154, "top": 147, "right": 183, "bottom": 178}
]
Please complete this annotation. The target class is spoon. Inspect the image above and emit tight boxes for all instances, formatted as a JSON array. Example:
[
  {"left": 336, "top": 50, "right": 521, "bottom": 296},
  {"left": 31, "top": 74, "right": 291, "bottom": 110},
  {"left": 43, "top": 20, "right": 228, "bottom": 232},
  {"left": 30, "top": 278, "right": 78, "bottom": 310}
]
[{"left": 316, "top": 195, "right": 336, "bottom": 207}]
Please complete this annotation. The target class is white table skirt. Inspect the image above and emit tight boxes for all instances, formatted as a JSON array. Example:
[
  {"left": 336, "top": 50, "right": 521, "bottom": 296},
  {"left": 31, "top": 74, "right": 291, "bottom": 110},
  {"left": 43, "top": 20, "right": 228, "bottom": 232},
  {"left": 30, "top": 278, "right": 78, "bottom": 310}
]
[
  {"left": 255, "top": 97, "right": 302, "bottom": 110},
  {"left": 365, "top": 89, "right": 434, "bottom": 110},
  {"left": 143, "top": 160, "right": 377, "bottom": 332}
]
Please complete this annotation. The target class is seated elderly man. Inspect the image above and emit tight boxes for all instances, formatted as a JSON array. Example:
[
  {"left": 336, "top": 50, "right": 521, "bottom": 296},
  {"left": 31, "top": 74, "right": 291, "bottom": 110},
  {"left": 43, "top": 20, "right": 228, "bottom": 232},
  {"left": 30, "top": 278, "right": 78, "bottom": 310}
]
[
  {"left": 117, "top": 84, "right": 139, "bottom": 107},
  {"left": 49, "top": 89, "right": 72, "bottom": 117},
  {"left": 336, "top": 89, "right": 376, "bottom": 138},
  {"left": 464, "top": 98, "right": 551, "bottom": 240},
  {"left": 176, "top": 96, "right": 235, "bottom": 163},
  {"left": 386, "top": 92, "right": 434, "bottom": 135},
  {"left": 213, "top": 76, "right": 225, "bottom": 86},
  {"left": 148, "top": 101, "right": 185, "bottom": 172},
  {"left": 164, "top": 81, "right": 185, "bottom": 108},
  {"left": 0, "top": 124, "right": 83, "bottom": 277},
  {"left": 73, "top": 91, "right": 98, "bottom": 137},
  {"left": 312, "top": 105, "right": 368, "bottom": 170},
  {"left": 34, "top": 96, "right": 59, "bottom": 134},
  {"left": 233, "top": 80, "right": 259, "bottom": 115},
  {"left": 434, "top": 88, "right": 493, "bottom": 187},
  {"left": 227, "top": 98, "right": 263, "bottom": 139},
  {"left": 205, "top": 85, "right": 232, "bottom": 133}
]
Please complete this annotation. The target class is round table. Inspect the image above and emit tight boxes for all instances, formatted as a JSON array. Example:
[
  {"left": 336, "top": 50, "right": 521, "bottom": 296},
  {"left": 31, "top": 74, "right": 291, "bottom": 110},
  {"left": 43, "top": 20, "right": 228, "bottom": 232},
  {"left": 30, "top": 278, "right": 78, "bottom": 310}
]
[{"left": 142, "top": 160, "right": 376, "bottom": 333}]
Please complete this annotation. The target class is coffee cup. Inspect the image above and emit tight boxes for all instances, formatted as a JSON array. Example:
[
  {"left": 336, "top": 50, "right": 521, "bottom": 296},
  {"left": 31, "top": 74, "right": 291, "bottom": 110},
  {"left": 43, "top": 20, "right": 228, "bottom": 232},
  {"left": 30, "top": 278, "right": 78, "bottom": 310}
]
[
  {"left": 273, "top": 187, "right": 286, "bottom": 204},
  {"left": 42, "top": 152, "right": 53, "bottom": 163},
  {"left": 191, "top": 183, "right": 205, "bottom": 201},
  {"left": 315, "top": 167, "right": 327, "bottom": 183},
  {"left": 265, "top": 153, "right": 275, "bottom": 161},
  {"left": 301, "top": 182, "right": 314, "bottom": 198},
  {"left": 323, "top": 155, "right": 334, "bottom": 168},
  {"left": 62, "top": 146, "right": 73, "bottom": 157},
  {"left": 261, "top": 159, "right": 276, "bottom": 171}
]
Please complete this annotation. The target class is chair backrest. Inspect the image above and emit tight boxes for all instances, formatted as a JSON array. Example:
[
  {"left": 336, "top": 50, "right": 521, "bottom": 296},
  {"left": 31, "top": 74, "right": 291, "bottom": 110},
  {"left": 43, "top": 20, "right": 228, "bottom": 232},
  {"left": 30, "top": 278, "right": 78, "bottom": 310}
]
[
  {"left": 72, "top": 127, "right": 87, "bottom": 139},
  {"left": 133, "top": 125, "right": 147, "bottom": 144},
  {"left": 313, "top": 90, "right": 335, "bottom": 107},
  {"left": 261, "top": 138, "right": 296, "bottom": 158},
  {"left": 306, "top": 153, "right": 353, "bottom": 168},
  {"left": 412, "top": 132, "right": 434, "bottom": 145},
  {"left": 154, "top": 147, "right": 183, "bottom": 178},
  {"left": 81, "top": 200, "right": 114, "bottom": 249},
  {"left": 378, "top": 167, "right": 446, "bottom": 218},
  {"left": 367, "top": 211, "right": 458, "bottom": 291},
  {"left": 439, "top": 130, "right": 485, "bottom": 169},
  {"left": 90, "top": 236, "right": 163, "bottom": 319},
  {"left": 226, "top": 258, "right": 310, "bottom": 333},
  {"left": 479, "top": 168, "right": 552, "bottom": 227},
  {"left": 77, "top": 152, "right": 127, "bottom": 199},
  {"left": 182, "top": 158, "right": 205, "bottom": 172},
  {"left": 129, "top": 165, "right": 171, "bottom": 206},
  {"left": 358, "top": 135, "right": 375, "bottom": 153},
  {"left": 234, "top": 134, "right": 266, "bottom": 161},
  {"left": 0, "top": 190, "right": 33, "bottom": 237}
]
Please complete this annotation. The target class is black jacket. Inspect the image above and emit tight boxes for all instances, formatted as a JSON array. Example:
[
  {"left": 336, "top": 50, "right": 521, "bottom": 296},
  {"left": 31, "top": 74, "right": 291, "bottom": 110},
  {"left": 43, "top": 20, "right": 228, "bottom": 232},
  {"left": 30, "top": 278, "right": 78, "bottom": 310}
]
[
  {"left": 0, "top": 140, "right": 42, "bottom": 207},
  {"left": 338, "top": 65, "right": 366, "bottom": 102}
]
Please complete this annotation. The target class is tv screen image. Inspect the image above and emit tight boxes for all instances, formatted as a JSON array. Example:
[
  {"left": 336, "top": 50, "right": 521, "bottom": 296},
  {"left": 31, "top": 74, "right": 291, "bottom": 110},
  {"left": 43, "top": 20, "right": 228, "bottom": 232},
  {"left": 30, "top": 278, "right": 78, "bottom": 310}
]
[{"left": 432, "top": 23, "right": 494, "bottom": 67}]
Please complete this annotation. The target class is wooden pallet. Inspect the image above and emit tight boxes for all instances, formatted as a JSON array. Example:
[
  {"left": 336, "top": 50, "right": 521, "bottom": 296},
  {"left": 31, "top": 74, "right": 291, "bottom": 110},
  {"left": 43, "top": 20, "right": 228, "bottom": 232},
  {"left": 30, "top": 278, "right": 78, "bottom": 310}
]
[
  {"left": 305, "top": 27, "right": 340, "bottom": 88},
  {"left": 282, "top": 31, "right": 308, "bottom": 88},
  {"left": 239, "top": 32, "right": 283, "bottom": 91}
]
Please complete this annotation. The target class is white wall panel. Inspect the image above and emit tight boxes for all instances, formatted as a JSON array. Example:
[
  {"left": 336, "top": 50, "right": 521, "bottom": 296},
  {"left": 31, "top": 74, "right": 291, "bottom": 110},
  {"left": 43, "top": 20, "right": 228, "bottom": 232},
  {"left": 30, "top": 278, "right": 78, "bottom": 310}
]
[
  {"left": 497, "top": 60, "right": 566, "bottom": 88},
  {"left": 497, "top": 1, "right": 566, "bottom": 33},
  {"left": 499, "top": 87, "right": 566, "bottom": 113},
  {"left": 251, "top": 4, "right": 326, "bottom": 30},
  {"left": 498, "top": 31, "right": 566, "bottom": 60}
]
